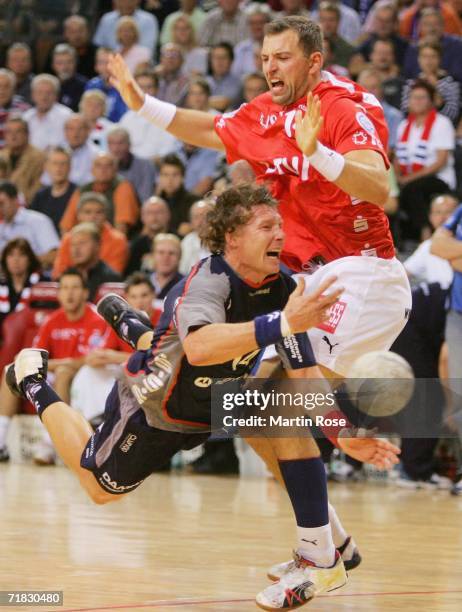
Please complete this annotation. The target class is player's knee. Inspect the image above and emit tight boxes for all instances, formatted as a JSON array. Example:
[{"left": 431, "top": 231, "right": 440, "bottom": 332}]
[{"left": 88, "top": 488, "right": 119, "bottom": 505}]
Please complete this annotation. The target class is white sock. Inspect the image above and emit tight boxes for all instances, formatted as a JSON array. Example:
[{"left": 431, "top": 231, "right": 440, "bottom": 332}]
[
  {"left": 297, "top": 523, "right": 336, "bottom": 567},
  {"left": 0, "top": 415, "right": 11, "bottom": 448},
  {"left": 328, "top": 502, "right": 348, "bottom": 548}
]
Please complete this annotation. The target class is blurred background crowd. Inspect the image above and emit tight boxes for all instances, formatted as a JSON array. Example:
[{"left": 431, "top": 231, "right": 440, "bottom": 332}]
[{"left": 0, "top": 0, "right": 462, "bottom": 494}]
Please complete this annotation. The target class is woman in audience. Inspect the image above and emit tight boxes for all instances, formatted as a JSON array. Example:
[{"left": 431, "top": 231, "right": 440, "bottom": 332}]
[
  {"left": 207, "top": 43, "right": 243, "bottom": 112},
  {"left": 0, "top": 238, "right": 42, "bottom": 331},
  {"left": 401, "top": 38, "right": 460, "bottom": 125},
  {"left": 171, "top": 14, "right": 208, "bottom": 76},
  {"left": 116, "top": 16, "right": 152, "bottom": 73},
  {"left": 395, "top": 79, "right": 456, "bottom": 242},
  {"left": 79, "top": 90, "right": 113, "bottom": 150},
  {"left": 185, "top": 77, "right": 217, "bottom": 114}
]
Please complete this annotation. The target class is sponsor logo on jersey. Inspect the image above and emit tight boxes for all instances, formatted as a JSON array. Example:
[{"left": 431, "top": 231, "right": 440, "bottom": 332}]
[
  {"left": 120, "top": 433, "right": 137, "bottom": 453},
  {"left": 353, "top": 217, "right": 369, "bottom": 232},
  {"left": 194, "top": 377, "right": 212, "bottom": 388},
  {"left": 265, "top": 155, "right": 310, "bottom": 181},
  {"left": 322, "top": 335, "right": 340, "bottom": 354},
  {"left": 361, "top": 247, "right": 378, "bottom": 257},
  {"left": 352, "top": 130, "right": 368, "bottom": 145},
  {"left": 317, "top": 301, "right": 347, "bottom": 334},
  {"left": 249, "top": 287, "right": 271, "bottom": 297}
]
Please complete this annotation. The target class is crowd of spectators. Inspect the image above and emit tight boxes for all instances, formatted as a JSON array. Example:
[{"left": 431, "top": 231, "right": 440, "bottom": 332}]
[{"left": 0, "top": 0, "right": 461, "bottom": 490}]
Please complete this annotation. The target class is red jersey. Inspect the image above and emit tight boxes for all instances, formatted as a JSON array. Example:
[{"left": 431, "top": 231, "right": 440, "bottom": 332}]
[
  {"left": 214, "top": 71, "right": 395, "bottom": 271},
  {"left": 33, "top": 304, "right": 110, "bottom": 359}
]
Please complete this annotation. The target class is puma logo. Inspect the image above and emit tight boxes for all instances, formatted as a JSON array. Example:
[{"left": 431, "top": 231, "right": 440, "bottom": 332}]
[
  {"left": 301, "top": 539, "right": 318, "bottom": 546},
  {"left": 322, "top": 335, "right": 339, "bottom": 354}
]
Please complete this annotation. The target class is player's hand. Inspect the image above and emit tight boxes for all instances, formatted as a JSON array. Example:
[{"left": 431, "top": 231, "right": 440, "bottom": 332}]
[
  {"left": 294, "top": 92, "right": 323, "bottom": 157},
  {"left": 338, "top": 430, "right": 400, "bottom": 470},
  {"left": 107, "top": 53, "right": 145, "bottom": 111},
  {"left": 283, "top": 275, "right": 343, "bottom": 333}
]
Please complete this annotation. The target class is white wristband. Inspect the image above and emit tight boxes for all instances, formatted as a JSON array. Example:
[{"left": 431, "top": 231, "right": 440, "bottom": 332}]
[
  {"left": 137, "top": 94, "right": 177, "bottom": 130},
  {"left": 280, "top": 311, "right": 293, "bottom": 337},
  {"left": 306, "top": 142, "right": 345, "bottom": 182}
]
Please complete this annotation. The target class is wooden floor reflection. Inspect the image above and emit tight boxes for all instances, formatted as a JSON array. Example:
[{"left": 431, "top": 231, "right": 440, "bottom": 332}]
[{"left": 1, "top": 464, "right": 462, "bottom": 612}]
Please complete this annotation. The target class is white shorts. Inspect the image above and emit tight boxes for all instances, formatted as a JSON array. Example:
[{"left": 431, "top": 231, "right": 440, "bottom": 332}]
[{"left": 266, "top": 256, "right": 412, "bottom": 376}]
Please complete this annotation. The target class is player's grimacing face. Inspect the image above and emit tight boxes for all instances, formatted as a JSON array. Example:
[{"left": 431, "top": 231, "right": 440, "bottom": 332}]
[
  {"left": 230, "top": 205, "right": 285, "bottom": 277},
  {"left": 261, "top": 30, "right": 314, "bottom": 106}
]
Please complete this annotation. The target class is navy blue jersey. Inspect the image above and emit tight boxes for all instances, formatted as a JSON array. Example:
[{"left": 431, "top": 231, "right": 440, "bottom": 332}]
[{"left": 122, "top": 255, "right": 316, "bottom": 432}]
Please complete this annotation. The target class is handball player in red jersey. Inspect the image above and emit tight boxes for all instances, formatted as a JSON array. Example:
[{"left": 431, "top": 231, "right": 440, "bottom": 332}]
[{"left": 107, "top": 15, "right": 411, "bottom": 377}]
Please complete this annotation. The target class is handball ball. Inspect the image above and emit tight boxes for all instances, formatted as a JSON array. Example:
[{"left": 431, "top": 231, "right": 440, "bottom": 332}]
[{"left": 345, "top": 351, "right": 415, "bottom": 418}]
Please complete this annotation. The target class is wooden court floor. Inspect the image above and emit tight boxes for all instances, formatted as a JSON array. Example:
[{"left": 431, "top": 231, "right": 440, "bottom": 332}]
[{"left": 1, "top": 464, "right": 462, "bottom": 612}]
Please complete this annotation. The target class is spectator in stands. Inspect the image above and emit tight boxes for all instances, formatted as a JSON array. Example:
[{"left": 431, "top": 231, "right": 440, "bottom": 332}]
[
  {"left": 23, "top": 74, "right": 72, "bottom": 151},
  {"left": 311, "top": 0, "right": 361, "bottom": 45},
  {"left": 0, "top": 238, "right": 42, "bottom": 332},
  {"left": 155, "top": 43, "right": 189, "bottom": 107},
  {"left": 126, "top": 196, "right": 171, "bottom": 275},
  {"left": 0, "top": 268, "right": 112, "bottom": 464},
  {"left": 60, "top": 152, "right": 140, "bottom": 236},
  {"left": 356, "top": 3, "right": 409, "bottom": 67},
  {"left": 149, "top": 233, "right": 183, "bottom": 299},
  {"left": 322, "top": 37, "right": 349, "bottom": 78},
  {"left": 207, "top": 43, "right": 242, "bottom": 112},
  {"left": 6, "top": 43, "right": 34, "bottom": 104},
  {"left": 62, "top": 114, "right": 98, "bottom": 186},
  {"left": 116, "top": 16, "right": 152, "bottom": 73},
  {"left": 232, "top": 3, "right": 273, "bottom": 79},
  {"left": 156, "top": 154, "right": 199, "bottom": 236},
  {"left": 431, "top": 196, "right": 462, "bottom": 495},
  {"left": 62, "top": 16, "right": 97, "bottom": 79},
  {"left": 369, "top": 38, "right": 405, "bottom": 109},
  {"left": 199, "top": 0, "right": 249, "bottom": 47},
  {"left": 179, "top": 199, "right": 213, "bottom": 275},
  {"left": 279, "top": 0, "right": 310, "bottom": 18},
  {"left": 405, "top": 193, "right": 457, "bottom": 286},
  {"left": 357, "top": 68, "right": 403, "bottom": 152},
  {"left": 170, "top": 14, "right": 208, "bottom": 75},
  {"left": 318, "top": 2, "right": 356, "bottom": 68},
  {"left": 119, "top": 69, "right": 179, "bottom": 161},
  {"left": 93, "top": 0, "right": 159, "bottom": 55},
  {"left": 79, "top": 90, "right": 114, "bottom": 151},
  {"left": 53, "top": 192, "right": 128, "bottom": 278},
  {"left": 85, "top": 47, "right": 128, "bottom": 122},
  {"left": 177, "top": 142, "right": 221, "bottom": 197},
  {"left": 0, "top": 182, "right": 59, "bottom": 269},
  {"left": 399, "top": 0, "right": 462, "bottom": 41},
  {"left": 30, "top": 147, "right": 76, "bottom": 233},
  {"left": 69, "top": 223, "right": 122, "bottom": 300},
  {"left": 51, "top": 44, "right": 88, "bottom": 112},
  {"left": 161, "top": 0, "right": 206, "bottom": 46},
  {"left": 228, "top": 159, "right": 256, "bottom": 186},
  {"left": 0, "top": 116, "right": 45, "bottom": 205},
  {"left": 242, "top": 72, "right": 268, "bottom": 103},
  {"left": 0, "top": 68, "right": 30, "bottom": 148},
  {"left": 107, "top": 126, "right": 156, "bottom": 204},
  {"left": 401, "top": 38, "right": 460, "bottom": 125},
  {"left": 396, "top": 80, "right": 456, "bottom": 242},
  {"left": 186, "top": 77, "right": 216, "bottom": 113},
  {"left": 403, "top": 8, "right": 462, "bottom": 83}
]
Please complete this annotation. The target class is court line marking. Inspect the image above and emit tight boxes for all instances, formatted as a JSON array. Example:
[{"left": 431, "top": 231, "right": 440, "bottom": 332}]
[{"left": 60, "top": 589, "right": 462, "bottom": 611}]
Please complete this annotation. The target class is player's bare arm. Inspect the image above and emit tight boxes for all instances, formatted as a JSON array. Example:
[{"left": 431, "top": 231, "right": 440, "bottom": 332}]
[
  {"left": 183, "top": 276, "right": 343, "bottom": 366},
  {"left": 107, "top": 53, "right": 224, "bottom": 151},
  {"left": 295, "top": 93, "right": 389, "bottom": 207}
]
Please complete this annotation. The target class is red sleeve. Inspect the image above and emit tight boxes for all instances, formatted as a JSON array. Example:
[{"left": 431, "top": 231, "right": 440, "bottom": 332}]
[
  {"left": 101, "top": 327, "right": 133, "bottom": 352},
  {"left": 214, "top": 104, "right": 255, "bottom": 165},
  {"left": 325, "top": 97, "right": 390, "bottom": 168},
  {"left": 32, "top": 316, "right": 53, "bottom": 352}
]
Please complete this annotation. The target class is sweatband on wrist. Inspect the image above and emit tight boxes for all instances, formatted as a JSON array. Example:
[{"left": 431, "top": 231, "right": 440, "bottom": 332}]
[
  {"left": 254, "top": 311, "right": 284, "bottom": 348},
  {"left": 137, "top": 94, "right": 177, "bottom": 129},
  {"left": 306, "top": 142, "right": 345, "bottom": 182},
  {"left": 320, "top": 410, "right": 352, "bottom": 447}
]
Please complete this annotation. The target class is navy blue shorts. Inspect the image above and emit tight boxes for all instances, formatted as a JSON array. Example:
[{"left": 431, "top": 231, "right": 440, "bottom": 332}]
[{"left": 80, "top": 381, "right": 210, "bottom": 495}]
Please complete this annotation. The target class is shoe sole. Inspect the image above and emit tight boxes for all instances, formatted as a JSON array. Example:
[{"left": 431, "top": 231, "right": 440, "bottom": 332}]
[
  {"left": 257, "top": 577, "right": 347, "bottom": 610},
  {"left": 267, "top": 552, "right": 361, "bottom": 581},
  {"left": 96, "top": 293, "right": 151, "bottom": 328}
]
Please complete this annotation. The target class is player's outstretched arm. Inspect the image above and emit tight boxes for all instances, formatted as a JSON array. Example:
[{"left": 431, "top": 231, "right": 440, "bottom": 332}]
[
  {"left": 183, "top": 276, "right": 343, "bottom": 366},
  {"left": 295, "top": 93, "right": 389, "bottom": 207},
  {"left": 107, "top": 53, "right": 225, "bottom": 151}
]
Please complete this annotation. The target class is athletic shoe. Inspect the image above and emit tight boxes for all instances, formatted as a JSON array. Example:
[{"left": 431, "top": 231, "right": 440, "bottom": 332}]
[
  {"left": 96, "top": 293, "right": 152, "bottom": 332},
  {"left": 396, "top": 469, "right": 452, "bottom": 490},
  {"left": 451, "top": 479, "right": 462, "bottom": 496},
  {"left": 6, "top": 349, "right": 49, "bottom": 399},
  {"left": 0, "top": 446, "right": 9, "bottom": 462},
  {"left": 267, "top": 536, "right": 360, "bottom": 581},
  {"left": 256, "top": 552, "right": 347, "bottom": 610},
  {"left": 33, "top": 440, "right": 56, "bottom": 466}
]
